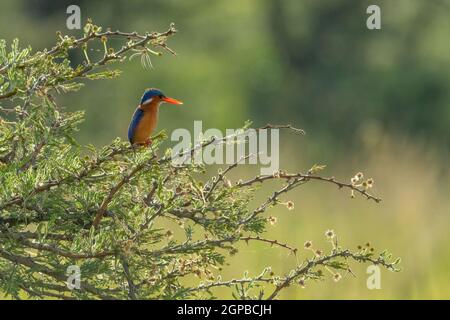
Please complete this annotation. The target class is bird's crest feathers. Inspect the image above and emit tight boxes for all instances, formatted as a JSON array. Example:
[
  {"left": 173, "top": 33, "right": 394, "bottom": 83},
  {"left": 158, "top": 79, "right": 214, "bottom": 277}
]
[{"left": 140, "top": 88, "right": 165, "bottom": 105}]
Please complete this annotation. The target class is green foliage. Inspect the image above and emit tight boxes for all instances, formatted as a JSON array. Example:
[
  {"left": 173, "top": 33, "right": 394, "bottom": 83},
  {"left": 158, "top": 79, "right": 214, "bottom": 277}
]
[{"left": 0, "top": 21, "right": 399, "bottom": 300}]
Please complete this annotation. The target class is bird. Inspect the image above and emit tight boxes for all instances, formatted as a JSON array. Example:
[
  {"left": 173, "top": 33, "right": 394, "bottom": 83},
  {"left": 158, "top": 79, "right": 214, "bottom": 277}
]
[{"left": 128, "top": 88, "right": 183, "bottom": 146}]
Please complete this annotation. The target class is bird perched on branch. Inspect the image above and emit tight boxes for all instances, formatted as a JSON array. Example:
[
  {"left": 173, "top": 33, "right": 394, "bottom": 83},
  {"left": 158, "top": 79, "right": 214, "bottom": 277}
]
[{"left": 128, "top": 88, "right": 183, "bottom": 146}]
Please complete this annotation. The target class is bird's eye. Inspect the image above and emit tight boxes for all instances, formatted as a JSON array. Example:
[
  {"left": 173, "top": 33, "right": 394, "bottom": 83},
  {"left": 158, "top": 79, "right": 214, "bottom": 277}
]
[{"left": 159, "top": 95, "right": 164, "bottom": 99}]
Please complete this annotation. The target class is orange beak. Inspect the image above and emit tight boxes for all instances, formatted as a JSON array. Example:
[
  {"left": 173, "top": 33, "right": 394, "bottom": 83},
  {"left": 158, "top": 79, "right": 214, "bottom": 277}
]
[{"left": 162, "top": 96, "right": 183, "bottom": 105}]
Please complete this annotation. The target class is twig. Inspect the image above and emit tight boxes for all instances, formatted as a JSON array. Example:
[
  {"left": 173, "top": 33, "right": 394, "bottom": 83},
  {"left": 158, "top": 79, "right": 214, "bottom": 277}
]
[
  {"left": 267, "top": 249, "right": 399, "bottom": 300},
  {"left": 241, "top": 236, "right": 298, "bottom": 255},
  {"left": 256, "top": 123, "right": 305, "bottom": 135},
  {"left": 185, "top": 268, "right": 273, "bottom": 295},
  {"left": 93, "top": 154, "right": 156, "bottom": 228},
  {"left": 120, "top": 255, "right": 138, "bottom": 300},
  {"left": 204, "top": 153, "right": 255, "bottom": 200},
  {"left": 238, "top": 172, "right": 381, "bottom": 203},
  {"left": 242, "top": 177, "right": 304, "bottom": 224}
]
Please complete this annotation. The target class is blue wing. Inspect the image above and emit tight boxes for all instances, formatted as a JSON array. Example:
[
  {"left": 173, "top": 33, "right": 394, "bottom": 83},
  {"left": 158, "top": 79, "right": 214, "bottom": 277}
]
[{"left": 128, "top": 108, "right": 144, "bottom": 143}]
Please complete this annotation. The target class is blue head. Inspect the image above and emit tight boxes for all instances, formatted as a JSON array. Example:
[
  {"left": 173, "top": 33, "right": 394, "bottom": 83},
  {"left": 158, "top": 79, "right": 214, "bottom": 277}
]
[{"left": 140, "top": 88, "right": 183, "bottom": 106}]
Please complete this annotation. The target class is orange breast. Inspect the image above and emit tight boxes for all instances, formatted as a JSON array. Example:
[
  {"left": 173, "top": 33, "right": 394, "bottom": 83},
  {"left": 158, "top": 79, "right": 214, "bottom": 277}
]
[{"left": 133, "top": 104, "right": 159, "bottom": 144}]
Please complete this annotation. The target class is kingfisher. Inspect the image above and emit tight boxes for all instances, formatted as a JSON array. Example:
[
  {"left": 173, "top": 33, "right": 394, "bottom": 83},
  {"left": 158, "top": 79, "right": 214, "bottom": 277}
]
[{"left": 128, "top": 88, "right": 183, "bottom": 146}]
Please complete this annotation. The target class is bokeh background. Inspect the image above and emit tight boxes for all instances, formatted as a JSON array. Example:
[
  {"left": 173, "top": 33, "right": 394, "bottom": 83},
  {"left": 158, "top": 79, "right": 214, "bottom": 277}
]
[{"left": 1, "top": 0, "right": 449, "bottom": 299}]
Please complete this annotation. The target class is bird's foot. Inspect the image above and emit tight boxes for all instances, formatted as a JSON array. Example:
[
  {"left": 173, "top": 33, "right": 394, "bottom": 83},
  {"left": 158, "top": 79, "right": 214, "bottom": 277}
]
[
  {"left": 132, "top": 139, "right": 152, "bottom": 148},
  {"left": 143, "top": 138, "right": 152, "bottom": 147}
]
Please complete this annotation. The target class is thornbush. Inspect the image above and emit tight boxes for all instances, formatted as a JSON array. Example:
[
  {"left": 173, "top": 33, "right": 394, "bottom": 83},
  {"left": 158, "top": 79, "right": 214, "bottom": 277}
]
[{"left": 0, "top": 21, "right": 400, "bottom": 300}]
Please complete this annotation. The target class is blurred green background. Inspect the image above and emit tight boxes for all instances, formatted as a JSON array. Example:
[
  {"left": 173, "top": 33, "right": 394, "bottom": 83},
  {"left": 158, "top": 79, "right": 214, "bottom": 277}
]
[{"left": 1, "top": 0, "right": 449, "bottom": 299}]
